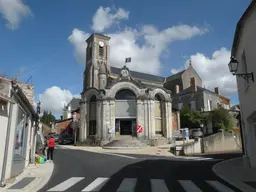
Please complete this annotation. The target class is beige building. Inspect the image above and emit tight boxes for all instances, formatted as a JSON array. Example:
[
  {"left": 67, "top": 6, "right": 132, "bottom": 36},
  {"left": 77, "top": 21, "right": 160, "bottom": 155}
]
[
  {"left": 79, "top": 33, "right": 175, "bottom": 145},
  {"left": 0, "top": 77, "right": 37, "bottom": 186},
  {"left": 229, "top": 1, "right": 256, "bottom": 169}
]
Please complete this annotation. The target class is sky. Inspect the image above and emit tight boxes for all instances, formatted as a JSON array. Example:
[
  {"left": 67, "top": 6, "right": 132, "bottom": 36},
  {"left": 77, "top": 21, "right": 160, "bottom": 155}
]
[{"left": 0, "top": 0, "right": 252, "bottom": 115}]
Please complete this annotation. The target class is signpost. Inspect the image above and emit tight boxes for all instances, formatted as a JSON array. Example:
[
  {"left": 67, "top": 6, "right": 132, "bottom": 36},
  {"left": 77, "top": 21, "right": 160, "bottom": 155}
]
[{"left": 136, "top": 125, "right": 143, "bottom": 133}]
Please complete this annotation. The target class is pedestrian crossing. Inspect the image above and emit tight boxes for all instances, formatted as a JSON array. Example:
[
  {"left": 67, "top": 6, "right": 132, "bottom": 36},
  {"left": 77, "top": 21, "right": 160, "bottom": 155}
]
[{"left": 46, "top": 177, "right": 238, "bottom": 192}]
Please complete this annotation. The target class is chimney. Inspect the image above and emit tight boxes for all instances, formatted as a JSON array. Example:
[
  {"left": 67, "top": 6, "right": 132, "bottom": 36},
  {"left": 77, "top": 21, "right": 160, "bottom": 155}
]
[
  {"left": 190, "top": 77, "right": 197, "bottom": 91},
  {"left": 175, "top": 85, "right": 180, "bottom": 94},
  {"left": 214, "top": 87, "right": 220, "bottom": 95}
]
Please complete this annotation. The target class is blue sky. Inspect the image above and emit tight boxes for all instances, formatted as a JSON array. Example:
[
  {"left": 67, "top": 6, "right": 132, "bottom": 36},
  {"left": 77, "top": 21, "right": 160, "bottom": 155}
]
[{"left": 0, "top": 0, "right": 251, "bottom": 114}]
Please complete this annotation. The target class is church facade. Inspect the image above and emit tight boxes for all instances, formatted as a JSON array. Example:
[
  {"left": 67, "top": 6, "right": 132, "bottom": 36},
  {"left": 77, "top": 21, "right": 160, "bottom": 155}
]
[{"left": 79, "top": 33, "right": 174, "bottom": 145}]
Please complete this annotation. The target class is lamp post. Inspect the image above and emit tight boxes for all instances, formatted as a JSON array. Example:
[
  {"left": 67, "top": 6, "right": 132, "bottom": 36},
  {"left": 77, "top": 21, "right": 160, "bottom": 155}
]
[{"left": 228, "top": 56, "right": 254, "bottom": 82}]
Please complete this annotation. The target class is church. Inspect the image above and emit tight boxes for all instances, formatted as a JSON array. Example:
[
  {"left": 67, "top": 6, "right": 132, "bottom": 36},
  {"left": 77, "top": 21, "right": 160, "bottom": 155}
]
[{"left": 79, "top": 33, "right": 178, "bottom": 145}]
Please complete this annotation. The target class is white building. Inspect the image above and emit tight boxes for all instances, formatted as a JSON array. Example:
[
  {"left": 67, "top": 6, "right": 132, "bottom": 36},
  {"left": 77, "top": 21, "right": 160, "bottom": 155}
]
[
  {"left": 0, "top": 77, "right": 37, "bottom": 186},
  {"left": 229, "top": 0, "right": 256, "bottom": 169}
]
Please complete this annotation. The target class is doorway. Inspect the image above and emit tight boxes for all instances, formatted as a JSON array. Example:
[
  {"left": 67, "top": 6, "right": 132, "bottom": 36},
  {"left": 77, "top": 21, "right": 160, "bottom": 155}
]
[{"left": 120, "top": 120, "right": 132, "bottom": 135}]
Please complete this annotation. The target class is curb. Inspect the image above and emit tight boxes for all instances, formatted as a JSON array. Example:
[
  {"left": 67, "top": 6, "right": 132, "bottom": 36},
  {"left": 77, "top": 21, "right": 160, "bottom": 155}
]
[
  {"left": 32, "top": 163, "right": 54, "bottom": 192},
  {"left": 102, "top": 147, "right": 145, "bottom": 150},
  {"left": 212, "top": 157, "right": 256, "bottom": 192}
]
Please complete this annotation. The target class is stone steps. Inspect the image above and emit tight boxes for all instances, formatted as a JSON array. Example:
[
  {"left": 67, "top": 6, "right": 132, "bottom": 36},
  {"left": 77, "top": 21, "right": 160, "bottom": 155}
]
[{"left": 103, "top": 139, "right": 147, "bottom": 148}]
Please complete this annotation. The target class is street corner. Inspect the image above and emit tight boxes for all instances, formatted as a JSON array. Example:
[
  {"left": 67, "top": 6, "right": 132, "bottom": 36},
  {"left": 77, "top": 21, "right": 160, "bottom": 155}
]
[
  {"left": 212, "top": 157, "right": 256, "bottom": 192},
  {"left": 1, "top": 162, "right": 54, "bottom": 192}
]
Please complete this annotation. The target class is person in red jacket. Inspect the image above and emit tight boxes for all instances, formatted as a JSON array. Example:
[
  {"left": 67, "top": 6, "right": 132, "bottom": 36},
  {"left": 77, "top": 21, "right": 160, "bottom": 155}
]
[{"left": 47, "top": 135, "right": 55, "bottom": 161}]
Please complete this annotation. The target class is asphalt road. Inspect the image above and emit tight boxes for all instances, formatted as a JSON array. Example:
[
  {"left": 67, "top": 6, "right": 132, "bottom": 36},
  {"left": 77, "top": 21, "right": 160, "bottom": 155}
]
[{"left": 39, "top": 147, "right": 243, "bottom": 192}]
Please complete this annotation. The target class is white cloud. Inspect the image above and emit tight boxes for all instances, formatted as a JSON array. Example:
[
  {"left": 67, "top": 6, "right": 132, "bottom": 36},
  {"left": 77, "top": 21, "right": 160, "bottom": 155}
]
[
  {"left": 0, "top": 0, "right": 32, "bottom": 30},
  {"left": 39, "top": 86, "right": 79, "bottom": 114},
  {"left": 68, "top": 6, "right": 208, "bottom": 75},
  {"left": 68, "top": 29, "right": 90, "bottom": 64},
  {"left": 92, "top": 6, "right": 129, "bottom": 32},
  {"left": 171, "top": 48, "right": 236, "bottom": 96}
]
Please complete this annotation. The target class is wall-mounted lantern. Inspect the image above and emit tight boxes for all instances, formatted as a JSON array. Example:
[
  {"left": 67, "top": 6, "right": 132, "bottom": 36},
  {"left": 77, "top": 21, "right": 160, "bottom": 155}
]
[{"left": 228, "top": 56, "right": 254, "bottom": 82}]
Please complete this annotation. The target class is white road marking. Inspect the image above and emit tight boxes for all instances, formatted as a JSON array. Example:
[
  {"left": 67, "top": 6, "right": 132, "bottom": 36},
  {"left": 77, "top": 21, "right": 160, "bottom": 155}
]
[
  {"left": 47, "top": 177, "right": 84, "bottom": 191},
  {"left": 82, "top": 177, "right": 109, "bottom": 191},
  {"left": 102, "top": 153, "right": 137, "bottom": 159},
  {"left": 151, "top": 179, "right": 169, "bottom": 192},
  {"left": 117, "top": 178, "right": 137, "bottom": 192},
  {"left": 206, "top": 180, "right": 235, "bottom": 192},
  {"left": 179, "top": 180, "right": 203, "bottom": 192}
]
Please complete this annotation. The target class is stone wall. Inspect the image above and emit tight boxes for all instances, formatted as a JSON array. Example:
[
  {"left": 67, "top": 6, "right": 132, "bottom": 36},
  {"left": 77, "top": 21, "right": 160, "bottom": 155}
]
[
  {"left": 17, "top": 82, "right": 34, "bottom": 106},
  {"left": 203, "top": 130, "right": 242, "bottom": 153},
  {"left": 183, "top": 130, "right": 242, "bottom": 155}
]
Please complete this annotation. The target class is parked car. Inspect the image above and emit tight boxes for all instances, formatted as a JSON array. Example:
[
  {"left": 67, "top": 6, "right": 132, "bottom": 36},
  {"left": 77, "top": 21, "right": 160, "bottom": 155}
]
[
  {"left": 58, "top": 134, "right": 74, "bottom": 145},
  {"left": 191, "top": 128, "right": 204, "bottom": 138},
  {"left": 53, "top": 134, "right": 59, "bottom": 143}
]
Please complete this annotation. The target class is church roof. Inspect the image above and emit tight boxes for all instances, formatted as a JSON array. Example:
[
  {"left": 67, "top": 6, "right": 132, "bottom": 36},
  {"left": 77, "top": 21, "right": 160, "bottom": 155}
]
[
  {"left": 110, "top": 67, "right": 165, "bottom": 83},
  {"left": 166, "top": 70, "right": 185, "bottom": 82}
]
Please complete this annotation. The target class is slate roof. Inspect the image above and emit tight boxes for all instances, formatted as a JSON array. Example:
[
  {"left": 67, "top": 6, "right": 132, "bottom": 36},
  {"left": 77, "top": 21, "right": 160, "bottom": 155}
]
[
  {"left": 177, "top": 86, "right": 230, "bottom": 101},
  {"left": 110, "top": 67, "right": 165, "bottom": 83},
  {"left": 166, "top": 70, "right": 185, "bottom": 82},
  {"left": 66, "top": 98, "right": 81, "bottom": 111}
]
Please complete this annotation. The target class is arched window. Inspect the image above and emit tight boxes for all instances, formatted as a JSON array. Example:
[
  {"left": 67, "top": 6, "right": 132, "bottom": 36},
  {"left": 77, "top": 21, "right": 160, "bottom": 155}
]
[
  {"left": 115, "top": 90, "right": 136, "bottom": 100},
  {"left": 155, "top": 94, "right": 162, "bottom": 101},
  {"left": 90, "top": 95, "right": 97, "bottom": 102}
]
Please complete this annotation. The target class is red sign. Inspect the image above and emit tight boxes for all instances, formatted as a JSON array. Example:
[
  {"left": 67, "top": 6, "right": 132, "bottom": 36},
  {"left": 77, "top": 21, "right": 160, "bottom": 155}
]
[{"left": 136, "top": 125, "right": 143, "bottom": 133}]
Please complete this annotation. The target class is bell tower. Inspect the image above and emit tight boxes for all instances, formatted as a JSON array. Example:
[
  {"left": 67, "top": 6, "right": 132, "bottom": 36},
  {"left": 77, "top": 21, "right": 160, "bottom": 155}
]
[{"left": 83, "top": 33, "right": 111, "bottom": 90}]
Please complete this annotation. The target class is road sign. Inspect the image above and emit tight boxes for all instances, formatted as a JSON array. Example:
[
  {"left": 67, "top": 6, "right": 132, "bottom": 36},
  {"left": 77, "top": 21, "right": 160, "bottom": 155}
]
[{"left": 136, "top": 125, "right": 143, "bottom": 133}]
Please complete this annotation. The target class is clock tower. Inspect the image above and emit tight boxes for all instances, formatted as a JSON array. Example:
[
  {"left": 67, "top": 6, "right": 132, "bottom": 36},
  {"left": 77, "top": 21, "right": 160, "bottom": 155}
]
[{"left": 83, "top": 33, "right": 111, "bottom": 90}]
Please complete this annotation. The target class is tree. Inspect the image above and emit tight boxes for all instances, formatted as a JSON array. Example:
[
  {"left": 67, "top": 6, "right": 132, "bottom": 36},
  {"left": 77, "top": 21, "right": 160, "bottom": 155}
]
[
  {"left": 40, "top": 111, "right": 56, "bottom": 127},
  {"left": 180, "top": 106, "right": 204, "bottom": 128},
  {"left": 211, "top": 107, "right": 234, "bottom": 132}
]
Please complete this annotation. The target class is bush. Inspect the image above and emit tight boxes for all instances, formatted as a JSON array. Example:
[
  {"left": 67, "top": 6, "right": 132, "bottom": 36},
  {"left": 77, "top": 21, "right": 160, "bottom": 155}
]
[{"left": 211, "top": 107, "right": 234, "bottom": 132}]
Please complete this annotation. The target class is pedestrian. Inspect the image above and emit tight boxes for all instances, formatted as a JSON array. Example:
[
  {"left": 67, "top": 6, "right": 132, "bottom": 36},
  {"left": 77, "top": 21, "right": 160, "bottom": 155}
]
[{"left": 47, "top": 135, "right": 55, "bottom": 161}]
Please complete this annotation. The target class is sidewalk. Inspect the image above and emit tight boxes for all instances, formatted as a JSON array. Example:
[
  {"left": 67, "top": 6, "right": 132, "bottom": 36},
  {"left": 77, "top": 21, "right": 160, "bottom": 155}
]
[
  {"left": 213, "top": 156, "right": 256, "bottom": 192},
  {"left": 57, "top": 145, "right": 175, "bottom": 157},
  {"left": 0, "top": 161, "right": 54, "bottom": 192}
]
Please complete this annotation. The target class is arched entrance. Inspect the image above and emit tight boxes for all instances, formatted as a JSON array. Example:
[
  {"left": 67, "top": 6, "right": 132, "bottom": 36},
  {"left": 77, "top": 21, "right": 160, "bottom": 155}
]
[
  {"left": 115, "top": 89, "right": 137, "bottom": 136},
  {"left": 88, "top": 95, "right": 97, "bottom": 136},
  {"left": 155, "top": 94, "right": 163, "bottom": 135}
]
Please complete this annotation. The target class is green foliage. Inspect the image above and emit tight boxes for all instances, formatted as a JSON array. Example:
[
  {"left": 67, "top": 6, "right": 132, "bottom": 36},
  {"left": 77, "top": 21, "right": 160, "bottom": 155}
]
[
  {"left": 180, "top": 106, "right": 204, "bottom": 128},
  {"left": 211, "top": 107, "right": 234, "bottom": 131},
  {"left": 40, "top": 110, "right": 56, "bottom": 127}
]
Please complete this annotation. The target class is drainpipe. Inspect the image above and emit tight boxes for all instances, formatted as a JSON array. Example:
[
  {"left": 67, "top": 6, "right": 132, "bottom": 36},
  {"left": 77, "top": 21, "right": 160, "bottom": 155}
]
[{"left": 0, "top": 98, "right": 14, "bottom": 187}]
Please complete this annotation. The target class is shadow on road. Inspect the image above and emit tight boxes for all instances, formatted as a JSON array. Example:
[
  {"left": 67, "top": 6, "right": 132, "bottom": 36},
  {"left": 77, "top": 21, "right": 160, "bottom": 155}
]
[{"left": 98, "top": 159, "right": 241, "bottom": 192}]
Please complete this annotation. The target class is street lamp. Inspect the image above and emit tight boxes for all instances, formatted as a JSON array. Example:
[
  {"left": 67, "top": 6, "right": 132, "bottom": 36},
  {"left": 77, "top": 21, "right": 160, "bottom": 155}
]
[{"left": 228, "top": 56, "right": 254, "bottom": 82}]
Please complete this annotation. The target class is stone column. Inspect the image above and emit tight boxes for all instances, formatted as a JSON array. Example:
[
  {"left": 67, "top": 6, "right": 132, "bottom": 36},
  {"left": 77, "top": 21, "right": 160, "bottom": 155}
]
[
  {"left": 79, "top": 101, "right": 87, "bottom": 142},
  {"left": 165, "top": 102, "right": 172, "bottom": 140},
  {"left": 136, "top": 100, "right": 144, "bottom": 140},
  {"left": 143, "top": 100, "right": 149, "bottom": 139},
  {"left": 109, "top": 100, "right": 115, "bottom": 138},
  {"left": 101, "top": 100, "right": 110, "bottom": 141},
  {"left": 149, "top": 100, "right": 155, "bottom": 138}
]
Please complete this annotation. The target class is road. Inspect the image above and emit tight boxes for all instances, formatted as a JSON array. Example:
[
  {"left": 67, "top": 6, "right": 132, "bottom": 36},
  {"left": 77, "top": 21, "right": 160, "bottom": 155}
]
[{"left": 39, "top": 147, "right": 243, "bottom": 192}]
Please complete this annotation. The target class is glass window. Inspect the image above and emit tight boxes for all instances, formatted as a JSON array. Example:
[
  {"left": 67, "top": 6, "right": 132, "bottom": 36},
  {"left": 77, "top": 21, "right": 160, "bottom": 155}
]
[
  {"left": 99, "top": 46, "right": 104, "bottom": 57},
  {"left": 14, "top": 107, "right": 27, "bottom": 157},
  {"left": 115, "top": 90, "right": 136, "bottom": 100}
]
